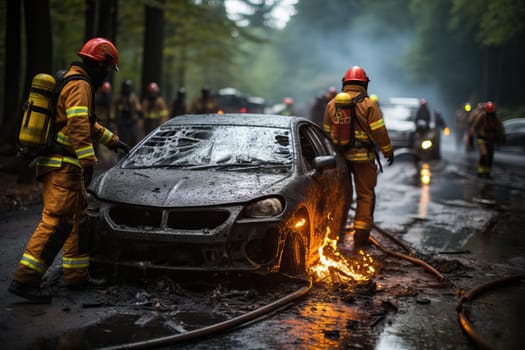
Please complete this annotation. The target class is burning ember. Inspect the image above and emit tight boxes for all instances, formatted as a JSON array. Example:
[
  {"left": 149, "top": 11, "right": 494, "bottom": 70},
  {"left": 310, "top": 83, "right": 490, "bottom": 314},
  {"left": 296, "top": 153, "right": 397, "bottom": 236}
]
[{"left": 310, "top": 228, "right": 375, "bottom": 283}]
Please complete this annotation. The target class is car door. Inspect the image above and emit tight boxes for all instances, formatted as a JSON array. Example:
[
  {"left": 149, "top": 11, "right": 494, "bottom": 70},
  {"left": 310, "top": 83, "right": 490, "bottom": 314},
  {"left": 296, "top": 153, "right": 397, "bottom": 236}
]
[{"left": 297, "top": 123, "right": 344, "bottom": 247}]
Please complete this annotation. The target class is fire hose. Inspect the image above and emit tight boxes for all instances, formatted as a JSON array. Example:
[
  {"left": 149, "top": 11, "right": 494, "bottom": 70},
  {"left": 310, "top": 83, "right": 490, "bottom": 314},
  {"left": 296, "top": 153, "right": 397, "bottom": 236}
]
[
  {"left": 348, "top": 206, "right": 443, "bottom": 281},
  {"left": 456, "top": 273, "right": 525, "bottom": 350},
  {"left": 97, "top": 277, "right": 312, "bottom": 350}
]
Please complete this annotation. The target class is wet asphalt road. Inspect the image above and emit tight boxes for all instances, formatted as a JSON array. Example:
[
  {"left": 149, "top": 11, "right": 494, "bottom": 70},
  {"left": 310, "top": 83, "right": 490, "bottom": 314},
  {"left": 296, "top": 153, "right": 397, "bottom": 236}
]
[{"left": 0, "top": 139, "right": 524, "bottom": 349}]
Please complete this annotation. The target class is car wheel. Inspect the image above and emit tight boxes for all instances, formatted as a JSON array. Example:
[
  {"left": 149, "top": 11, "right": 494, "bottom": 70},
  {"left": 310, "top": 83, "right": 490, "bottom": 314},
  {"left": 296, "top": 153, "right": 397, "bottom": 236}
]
[{"left": 279, "top": 232, "right": 306, "bottom": 277}]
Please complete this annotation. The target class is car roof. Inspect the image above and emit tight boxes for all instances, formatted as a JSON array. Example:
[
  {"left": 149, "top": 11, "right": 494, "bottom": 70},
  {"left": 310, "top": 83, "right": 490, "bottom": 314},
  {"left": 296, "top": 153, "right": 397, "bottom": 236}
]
[{"left": 163, "top": 113, "right": 308, "bottom": 128}]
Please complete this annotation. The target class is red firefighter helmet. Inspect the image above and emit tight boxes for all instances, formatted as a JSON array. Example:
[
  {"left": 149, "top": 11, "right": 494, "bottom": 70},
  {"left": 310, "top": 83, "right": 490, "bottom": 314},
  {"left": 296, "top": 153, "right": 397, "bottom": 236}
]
[
  {"left": 485, "top": 101, "right": 496, "bottom": 113},
  {"left": 342, "top": 66, "right": 369, "bottom": 84},
  {"left": 283, "top": 97, "right": 294, "bottom": 106},
  {"left": 78, "top": 37, "right": 119, "bottom": 71},
  {"left": 101, "top": 81, "right": 111, "bottom": 93},
  {"left": 147, "top": 82, "right": 160, "bottom": 94}
]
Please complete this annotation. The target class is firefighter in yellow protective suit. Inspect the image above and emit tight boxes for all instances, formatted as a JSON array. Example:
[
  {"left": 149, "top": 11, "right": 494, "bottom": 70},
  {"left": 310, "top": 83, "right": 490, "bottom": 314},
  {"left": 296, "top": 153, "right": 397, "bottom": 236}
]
[
  {"left": 9, "top": 38, "right": 129, "bottom": 303},
  {"left": 142, "top": 82, "right": 169, "bottom": 134},
  {"left": 468, "top": 101, "right": 505, "bottom": 178},
  {"left": 324, "top": 66, "right": 394, "bottom": 250}
]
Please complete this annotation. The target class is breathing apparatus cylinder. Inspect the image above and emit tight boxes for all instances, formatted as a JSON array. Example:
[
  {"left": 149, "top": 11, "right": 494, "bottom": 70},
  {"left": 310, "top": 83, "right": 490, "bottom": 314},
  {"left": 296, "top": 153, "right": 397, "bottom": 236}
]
[
  {"left": 332, "top": 92, "right": 352, "bottom": 145},
  {"left": 18, "top": 73, "right": 57, "bottom": 148}
]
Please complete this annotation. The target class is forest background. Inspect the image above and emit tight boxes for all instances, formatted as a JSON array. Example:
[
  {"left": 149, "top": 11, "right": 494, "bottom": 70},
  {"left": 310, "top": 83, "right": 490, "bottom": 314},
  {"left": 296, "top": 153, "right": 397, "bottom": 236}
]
[{"left": 0, "top": 0, "right": 524, "bottom": 147}]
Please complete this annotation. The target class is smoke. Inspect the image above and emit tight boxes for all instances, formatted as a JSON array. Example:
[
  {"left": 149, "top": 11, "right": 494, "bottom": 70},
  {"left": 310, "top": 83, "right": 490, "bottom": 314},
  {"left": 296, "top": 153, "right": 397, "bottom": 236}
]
[{"left": 282, "top": 10, "right": 454, "bottom": 123}]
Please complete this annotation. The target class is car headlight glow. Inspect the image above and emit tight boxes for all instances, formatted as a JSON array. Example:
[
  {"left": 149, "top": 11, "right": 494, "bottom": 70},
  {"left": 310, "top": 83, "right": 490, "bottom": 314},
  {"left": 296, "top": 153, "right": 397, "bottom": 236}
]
[
  {"left": 244, "top": 197, "right": 283, "bottom": 218},
  {"left": 421, "top": 140, "right": 433, "bottom": 150}
]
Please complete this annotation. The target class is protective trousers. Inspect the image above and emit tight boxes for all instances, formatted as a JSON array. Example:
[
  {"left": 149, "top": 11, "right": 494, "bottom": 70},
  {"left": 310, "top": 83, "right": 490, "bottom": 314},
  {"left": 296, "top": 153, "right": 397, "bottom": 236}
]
[
  {"left": 349, "top": 160, "right": 377, "bottom": 232},
  {"left": 13, "top": 164, "right": 89, "bottom": 287},
  {"left": 476, "top": 139, "right": 495, "bottom": 176}
]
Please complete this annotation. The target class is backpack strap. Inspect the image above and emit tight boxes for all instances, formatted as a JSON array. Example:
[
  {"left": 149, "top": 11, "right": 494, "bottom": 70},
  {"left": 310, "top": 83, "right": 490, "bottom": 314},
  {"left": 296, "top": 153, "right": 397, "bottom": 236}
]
[
  {"left": 349, "top": 93, "right": 384, "bottom": 172},
  {"left": 348, "top": 93, "right": 367, "bottom": 148}
]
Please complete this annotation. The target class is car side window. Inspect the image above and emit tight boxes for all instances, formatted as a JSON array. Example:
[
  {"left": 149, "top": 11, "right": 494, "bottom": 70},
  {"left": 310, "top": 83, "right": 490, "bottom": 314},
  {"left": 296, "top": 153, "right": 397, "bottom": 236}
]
[
  {"left": 309, "top": 126, "right": 334, "bottom": 155},
  {"left": 299, "top": 124, "right": 327, "bottom": 171}
]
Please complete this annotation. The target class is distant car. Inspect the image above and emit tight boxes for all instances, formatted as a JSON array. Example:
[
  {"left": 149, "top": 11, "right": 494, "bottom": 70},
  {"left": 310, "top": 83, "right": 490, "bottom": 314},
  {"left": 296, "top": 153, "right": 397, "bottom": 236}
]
[
  {"left": 86, "top": 114, "right": 352, "bottom": 278},
  {"left": 382, "top": 97, "right": 441, "bottom": 160},
  {"left": 381, "top": 101, "right": 418, "bottom": 149},
  {"left": 501, "top": 118, "right": 525, "bottom": 149}
]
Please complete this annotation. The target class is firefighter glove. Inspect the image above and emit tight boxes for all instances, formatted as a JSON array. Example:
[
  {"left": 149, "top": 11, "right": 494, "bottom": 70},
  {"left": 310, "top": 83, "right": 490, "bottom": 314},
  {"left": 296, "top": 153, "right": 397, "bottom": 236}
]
[
  {"left": 387, "top": 156, "right": 394, "bottom": 166},
  {"left": 113, "top": 140, "right": 130, "bottom": 155},
  {"left": 83, "top": 166, "right": 94, "bottom": 187}
]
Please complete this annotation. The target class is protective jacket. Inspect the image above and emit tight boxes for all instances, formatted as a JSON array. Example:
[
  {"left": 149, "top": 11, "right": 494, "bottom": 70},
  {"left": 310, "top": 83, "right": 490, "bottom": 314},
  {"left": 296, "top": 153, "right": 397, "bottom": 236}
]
[
  {"left": 323, "top": 85, "right": 393, "bottom": 162},
  {"left": 36, "top": 63, "right": 120, "bottom": 179},
  {"left": 142, "top": 95, "right": 169, "bottom": 134}
]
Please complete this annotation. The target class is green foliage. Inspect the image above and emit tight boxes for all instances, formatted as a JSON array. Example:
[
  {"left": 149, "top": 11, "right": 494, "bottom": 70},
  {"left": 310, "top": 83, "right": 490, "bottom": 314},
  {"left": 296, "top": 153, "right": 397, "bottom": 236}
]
[{"left": 451, "top": 0, "right": 525, "bottom": 46}]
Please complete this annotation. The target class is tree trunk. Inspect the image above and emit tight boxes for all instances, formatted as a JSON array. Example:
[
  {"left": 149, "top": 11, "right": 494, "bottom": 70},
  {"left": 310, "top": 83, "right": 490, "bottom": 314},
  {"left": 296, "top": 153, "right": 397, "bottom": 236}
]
[
  {"left": 141, "top": 1, "right": 165, "bottom": 100},
  {"left": 97, "top": 0, "right": 118, "bottom": 85},
  {"left": 17, "top": 0, "right": 54, "bottom": 184},
  {"left": 1, "top": 0, "right": 22, "bottom": 146},
  {"left": 84, "top": 0, "right": 96, "bottom": 41}
]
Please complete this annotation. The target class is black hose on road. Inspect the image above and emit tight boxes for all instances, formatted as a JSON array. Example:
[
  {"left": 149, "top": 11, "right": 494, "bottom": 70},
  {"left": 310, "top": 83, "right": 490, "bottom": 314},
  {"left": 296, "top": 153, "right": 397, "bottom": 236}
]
[
  {"left": 456, "top": 273, "right": 525, "bottom": 350},
  {"left": 369, "top": 235, "right": 444, "bottom": 281},
  {"left": 97, "top": 278, "right": 312, "bottom": 350}
]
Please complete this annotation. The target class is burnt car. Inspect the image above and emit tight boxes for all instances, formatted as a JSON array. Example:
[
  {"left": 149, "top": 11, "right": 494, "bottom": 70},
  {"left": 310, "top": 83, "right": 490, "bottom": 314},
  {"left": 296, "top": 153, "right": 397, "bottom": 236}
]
[{"left": 86, "top": 114, "right": 351, "bottom": 278}]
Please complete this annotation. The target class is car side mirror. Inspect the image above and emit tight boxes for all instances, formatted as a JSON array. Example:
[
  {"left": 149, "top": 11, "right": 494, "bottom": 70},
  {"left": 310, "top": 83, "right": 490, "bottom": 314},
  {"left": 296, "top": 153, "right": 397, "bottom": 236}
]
[{"left": 312, "top": 155, "right": 336, "bottom": 177}]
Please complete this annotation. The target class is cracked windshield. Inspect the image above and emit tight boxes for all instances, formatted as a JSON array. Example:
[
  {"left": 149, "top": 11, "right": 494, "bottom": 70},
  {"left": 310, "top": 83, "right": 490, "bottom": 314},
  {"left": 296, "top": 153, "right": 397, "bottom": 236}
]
[{"left": 121, "top": 125, "right": 293, "bottom": 170}]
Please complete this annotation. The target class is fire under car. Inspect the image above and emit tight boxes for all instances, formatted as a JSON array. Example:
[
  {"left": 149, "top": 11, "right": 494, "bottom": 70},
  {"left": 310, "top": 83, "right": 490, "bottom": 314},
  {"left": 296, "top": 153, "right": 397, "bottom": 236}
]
[{"left": 85, "top": 114, "right": 352, "bottom": 278}]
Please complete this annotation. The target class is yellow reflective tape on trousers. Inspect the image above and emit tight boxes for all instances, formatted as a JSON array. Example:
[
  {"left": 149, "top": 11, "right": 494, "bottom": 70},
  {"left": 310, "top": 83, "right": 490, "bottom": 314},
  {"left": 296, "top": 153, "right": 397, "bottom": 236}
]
[
  {"left": 66, "top": 106, "right": 88, "bottom": 119},
  {"left": 354, "top": 220, "right": 371, "bottom": 230},
  {"left": 75, "top": 145, "right": 95, "bottom": 159},
  {"left": 345, "top": 152, "right": 375, "bottom": 162},
  {"left": 381, "top": 144, "right": 393, "bottom": 153},
  {"left": 62, "top": 256, "right": 90, "bottom": 269},
  {"left": 369, "top": 118, "right": 385, "bottom": 131},
  {"left": 20, "top": 253, "right": 47, "bottom": 274}
]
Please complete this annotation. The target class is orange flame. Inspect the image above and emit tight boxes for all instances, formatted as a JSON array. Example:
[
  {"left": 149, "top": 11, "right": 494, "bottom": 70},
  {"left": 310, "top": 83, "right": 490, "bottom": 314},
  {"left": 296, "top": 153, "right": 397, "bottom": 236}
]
[{"left": 310, "top": 227, "right": 375, "bottom": 282}]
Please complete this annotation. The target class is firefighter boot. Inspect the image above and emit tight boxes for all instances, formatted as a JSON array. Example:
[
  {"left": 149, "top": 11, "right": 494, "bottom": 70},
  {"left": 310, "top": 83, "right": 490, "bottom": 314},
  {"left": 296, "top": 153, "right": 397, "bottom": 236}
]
[
  {"left": 65, "top": 275, "right": 107, "bottom": 290},
  {"left": 8, "top": 280, "right": 52, "bottom": 304},
  {"left": 353, "top": 230, "right": 370, "bottom": 251}
]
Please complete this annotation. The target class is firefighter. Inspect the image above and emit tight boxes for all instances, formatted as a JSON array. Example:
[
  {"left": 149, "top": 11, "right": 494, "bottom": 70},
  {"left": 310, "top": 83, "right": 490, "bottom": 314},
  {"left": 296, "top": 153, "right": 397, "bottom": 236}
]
[
  {"left": 94, "top": 81, "right": 114, "bottom": 163},
  {"left": 142, "top": 82, "right": 169, "bottom": 134},
  {"left": 455, "top": 102, "right": 472, "bottom": 151},
  {"left": 310, "top": 87, "right": 337, "bottom": 127},
  {"left": 468, "top": 101, "right": 505, "bottom": 178},
  {"left": 189, "top": 86, "right": 218, "bottom": 114},
  {"left": 95, "top": 81, "right": 112, "bottom": 126},
  {"left": 323, "top": 66, "right": 394, "bottom": 250},
  {"left": 112, "top": 79, "right": 143, "bottom": 147},
  {"left": 415, "top": 98, "right": 431, "bottom": 134},
  {"left": 8, "top": 37, "right": 129, "bottom": 303},
  {"left": 170, "top": 87, "right": 187, "bottom": 118},
  {"left": 280, "top": 97, "right": 295, "bottom": 116}
]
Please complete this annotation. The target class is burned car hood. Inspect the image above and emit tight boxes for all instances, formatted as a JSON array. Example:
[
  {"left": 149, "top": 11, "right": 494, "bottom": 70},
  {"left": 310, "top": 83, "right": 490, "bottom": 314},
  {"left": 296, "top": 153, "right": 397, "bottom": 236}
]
[{"left": 90, "top": 167, "right": 292, "bottom": 207}]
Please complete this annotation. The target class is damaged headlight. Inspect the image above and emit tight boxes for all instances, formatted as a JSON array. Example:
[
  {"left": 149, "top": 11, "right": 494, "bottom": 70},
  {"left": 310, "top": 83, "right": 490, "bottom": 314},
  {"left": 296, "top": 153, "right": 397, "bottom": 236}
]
[
  {"left": 86, "top": 191, "right": 100, "bottom": 214},
  {"left": 244, "top": 197, "right": 283, "bottom": 218}
]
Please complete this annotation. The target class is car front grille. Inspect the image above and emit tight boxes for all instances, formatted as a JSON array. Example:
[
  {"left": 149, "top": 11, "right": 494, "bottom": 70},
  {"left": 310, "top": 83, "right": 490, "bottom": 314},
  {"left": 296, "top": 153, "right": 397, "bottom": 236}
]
[{"left": 108, "top": 205, "right": 230, "bottom": 230}]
